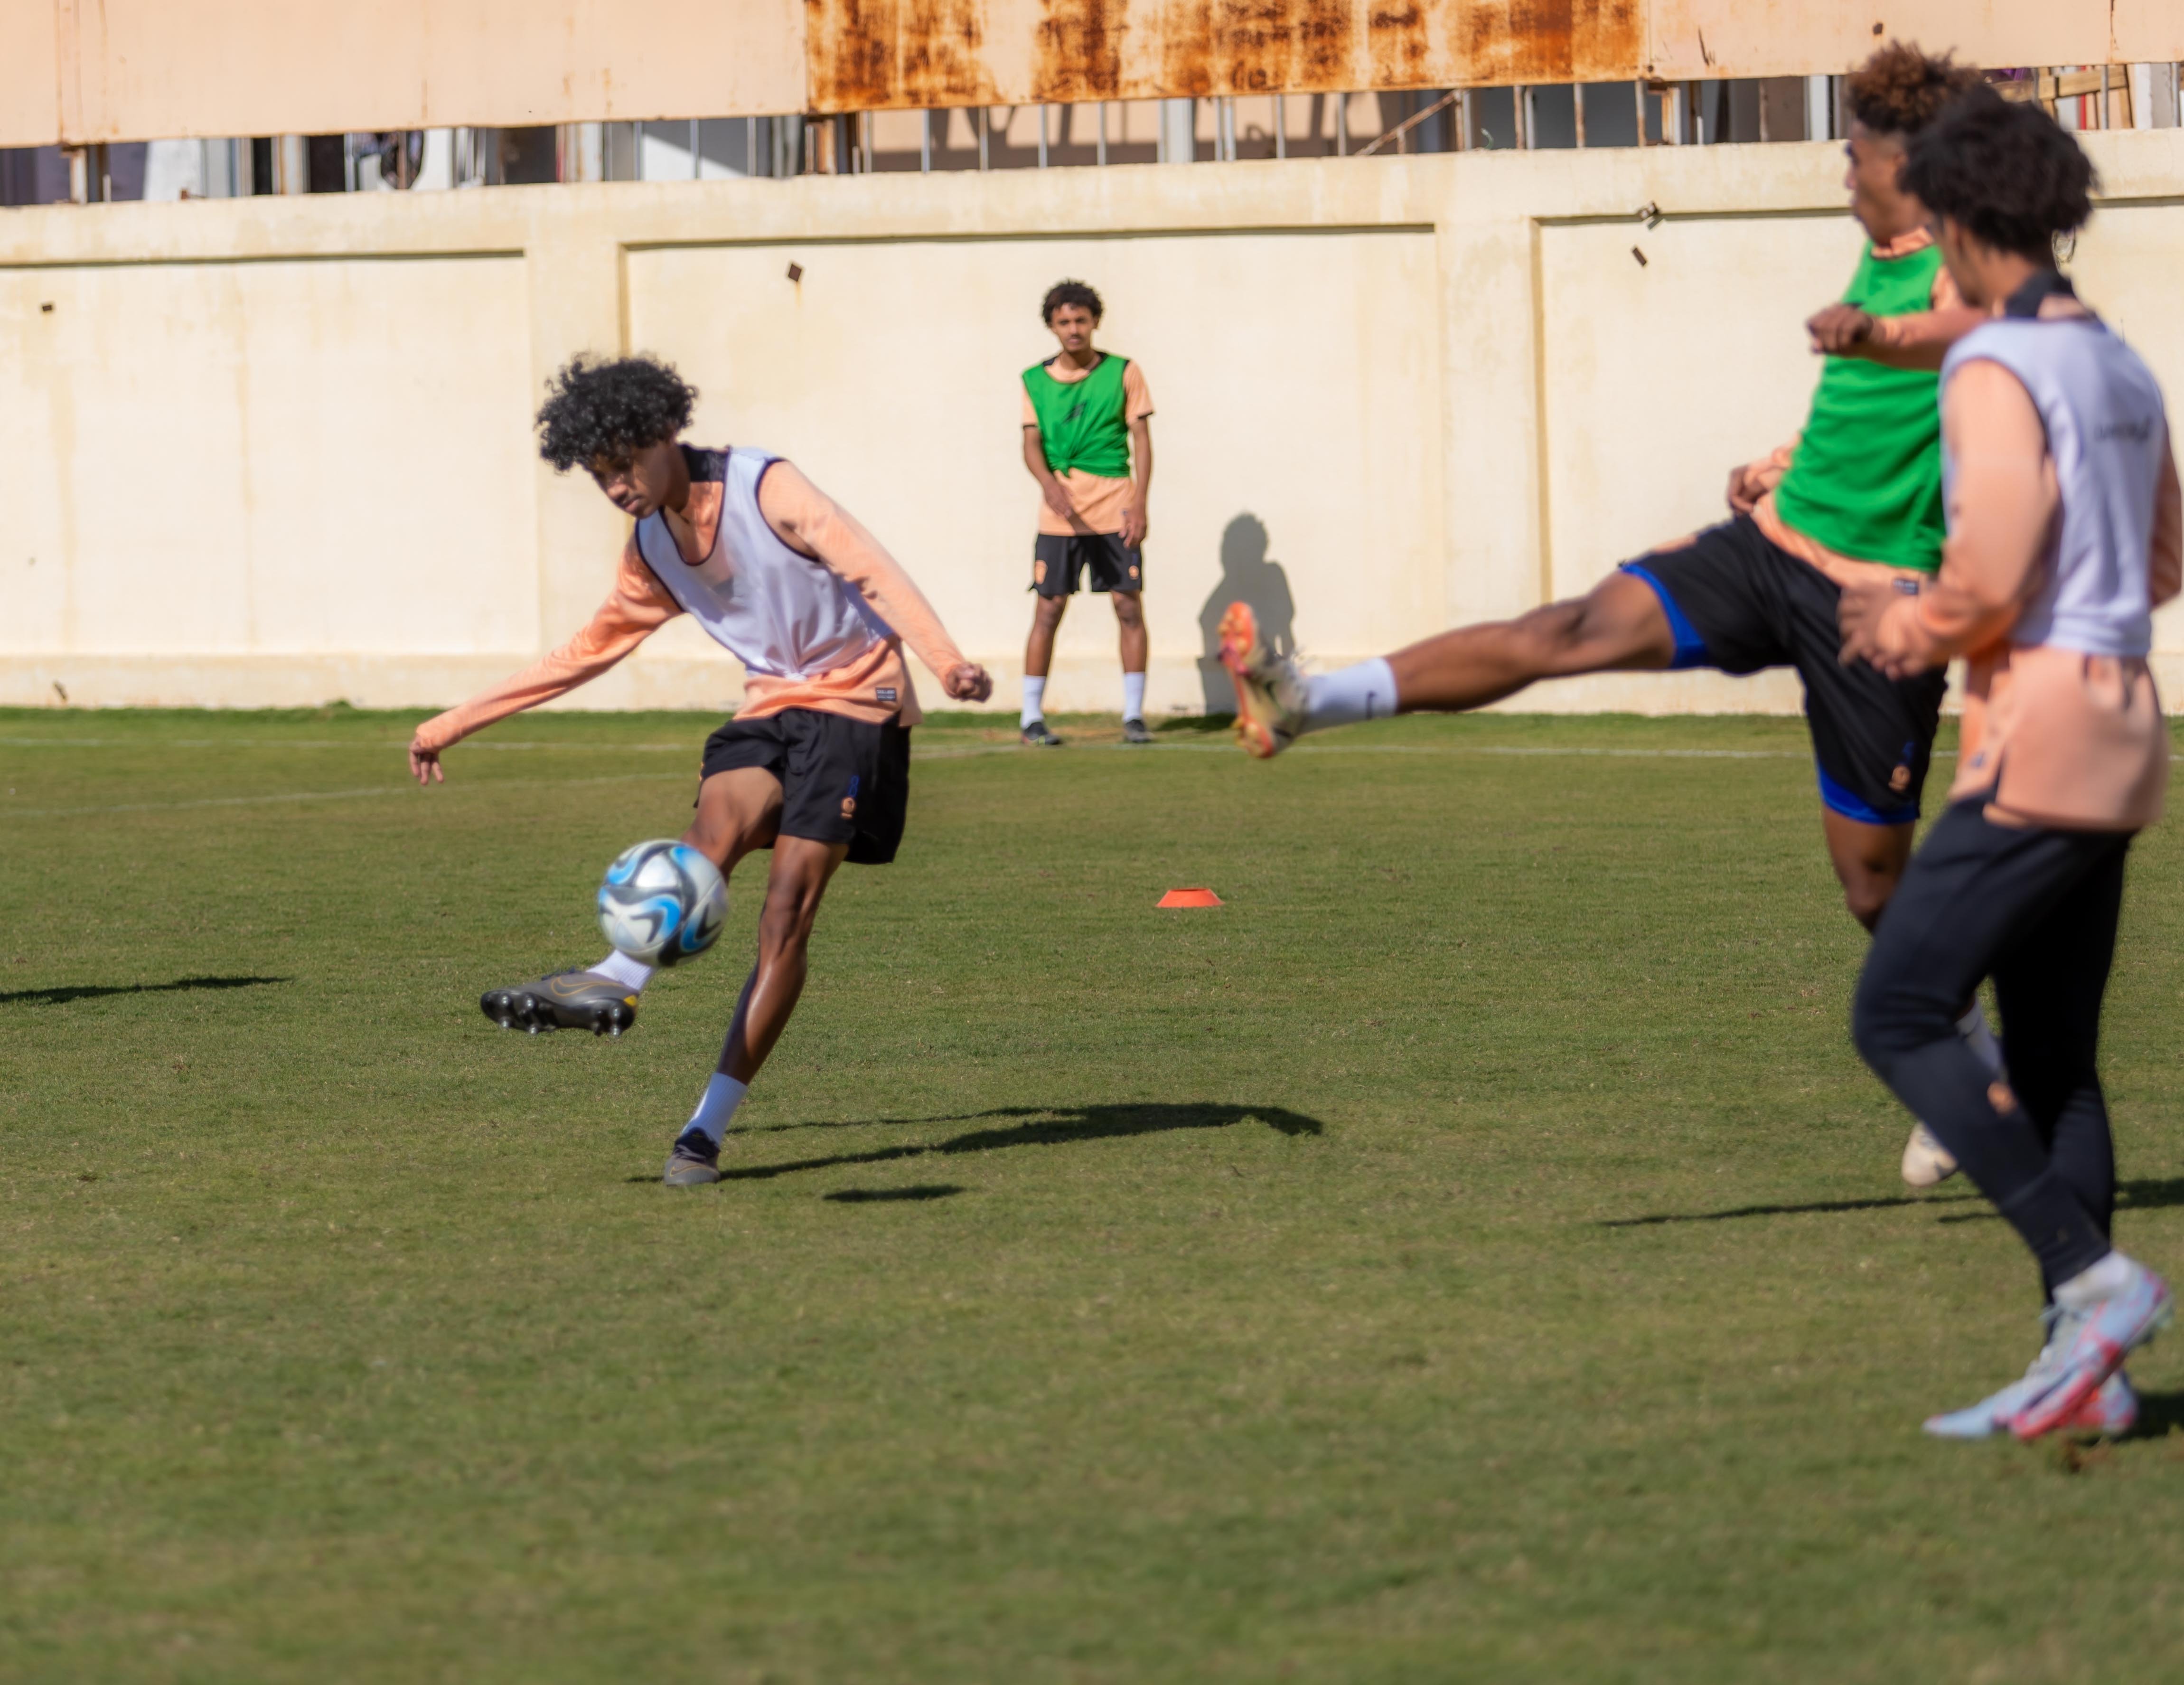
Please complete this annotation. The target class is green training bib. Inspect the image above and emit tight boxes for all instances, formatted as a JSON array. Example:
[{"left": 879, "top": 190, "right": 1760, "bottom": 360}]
[
  {"left": 1023, "top": 353, "right": 1132, "bottom": 479},
  {"left": 1771, "top": 243, "right": 1947, "bottom": 572}
]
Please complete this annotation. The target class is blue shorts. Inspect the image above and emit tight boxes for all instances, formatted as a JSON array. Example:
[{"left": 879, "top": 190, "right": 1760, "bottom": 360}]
[{"left": 1619, "top": 517, "right": 1945, "bottom": 826}]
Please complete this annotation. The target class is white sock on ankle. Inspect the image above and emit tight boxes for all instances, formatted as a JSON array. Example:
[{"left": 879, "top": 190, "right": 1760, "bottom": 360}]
[
  {"left": 1122, "top": 671, "right": 1147, "bottom": 722},
  {"left": 684, "top": 1073, "right": 750, "bottom": 1145},
  {"left": 2054, "top": 1251, "right": 2138, "bottom": 1310},
  {"left": 592, "top": 950, "right": 655, "bottom": 992},
  {"left": 1304, "top": 658, "right": 1398, "bottom": 732},
  {"left": 1021, "top": 675, "right": 1047, "bottom": 727}
]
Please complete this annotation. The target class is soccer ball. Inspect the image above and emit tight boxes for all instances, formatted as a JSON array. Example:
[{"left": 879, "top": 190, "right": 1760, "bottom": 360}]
[{"left": 596, "top": 840, "right": 727, "bottom": 967}]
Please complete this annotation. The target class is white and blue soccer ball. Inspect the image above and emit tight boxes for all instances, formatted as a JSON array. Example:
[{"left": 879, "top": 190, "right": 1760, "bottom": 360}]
[{"left": 597, "top": 840, "right": 727, "bottom": 967}]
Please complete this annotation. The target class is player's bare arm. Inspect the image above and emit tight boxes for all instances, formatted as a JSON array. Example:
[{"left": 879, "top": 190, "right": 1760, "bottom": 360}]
[{"left": 1120, "top": 416, "right": 1152, "bottom": 548}]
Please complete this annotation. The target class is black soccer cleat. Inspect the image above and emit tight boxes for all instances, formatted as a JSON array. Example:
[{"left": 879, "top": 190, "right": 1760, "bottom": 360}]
[
  {"left": 662, "top": 1129, "right": 722, "bottom": 1186},
  {"left": 1020, "top": 719, "right": 1064, "bottom": 747},
  {"left": 479, "top": 970, "right": 639, "bottom": 1037},
  {"left": 1121, "top": 716, "right": 1154, "bottom": 744}
]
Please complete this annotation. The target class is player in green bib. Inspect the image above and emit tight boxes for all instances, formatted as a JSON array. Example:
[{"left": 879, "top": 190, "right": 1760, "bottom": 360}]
[
  {"left": 1018, "top": 280, "right": 1156, "bottom": 746},
  {"left": 1219, "top": 44, "right": 1999, "bottom": 1182}
]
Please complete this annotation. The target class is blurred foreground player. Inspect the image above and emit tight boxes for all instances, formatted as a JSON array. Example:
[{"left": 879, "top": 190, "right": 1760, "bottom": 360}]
[
  {"left": 1843, "top": 95, "right": 2180, "bottom": 1439},
  {"left": 408, "top": 356, "right": 992, "bottom": 1184}
]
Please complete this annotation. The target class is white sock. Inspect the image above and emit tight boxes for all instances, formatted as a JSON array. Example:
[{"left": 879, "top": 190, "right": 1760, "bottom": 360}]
[
  {"left": 2054, "top": 1250, "right": 2137, "bottom": 1310},
  {"left": 1956, "top": 1003, "right": 2003, "bottom": 1077},
  {"left": 1122, "top": 671, "right": 1147, "bottom": 722},
  {"left": 1021, "top": 675, "right": 1047, "bottom": 727},
  {"left": 1304, "top": 658, "right": 1399, "bottom": 732},
  {"left": 591, "top": 950, "right": 655, "bottom": 993},
  {"left": 682, "top": 1072, "right": 750, "bottom": 1145}
]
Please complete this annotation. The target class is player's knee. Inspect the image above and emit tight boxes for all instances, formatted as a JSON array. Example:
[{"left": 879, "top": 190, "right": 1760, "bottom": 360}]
[
  {"left": 1033, "top": 594, "right": 1068, "bottom": 627},
  {"left": 1112, "top": 592, "right": 1144, "bottom": 628},
  {"left": 1517, "top": 600, "right": 1593, "bottom": 663},
  {"left": 1840, "top": 871, "right": 1896, "bottom": 931}
]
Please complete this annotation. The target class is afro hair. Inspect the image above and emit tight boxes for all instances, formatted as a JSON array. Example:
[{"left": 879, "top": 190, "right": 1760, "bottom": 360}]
[
  {"left": 1902, "top": 90, "right": 2097, "bottom": 261},
  {"left": 1846, "top": 41, "right": 1983, "bottom": 138},
  {"left": 536, "top": 354, "right": 697, "bottom": 472},
  {"left": 1041, "top": 279, "right": 1104, "bottom": 325}
]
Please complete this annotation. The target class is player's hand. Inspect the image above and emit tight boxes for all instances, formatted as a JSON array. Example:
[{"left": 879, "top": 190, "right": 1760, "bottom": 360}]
[
  {"left": 1119, "top": 504, "right": 1148, "bottom": 548},
  {"left": 1042, "top": 480, "right": 1075, "bottom": 522},
  {"left": 409, "top": 742, "right": 445, "bottom": 785},
  {"left": 1725, "top": 461, "right": 1766, "bottom": 515},
  {"left": 1837, "top": 576, "right": 1913, "bottom": 674},
  {"left": 943, "top": 662, "right": 994, "bottom": 703},
  {"left": 1807, "top": 303, "right": 1875, "bottom": 356}
]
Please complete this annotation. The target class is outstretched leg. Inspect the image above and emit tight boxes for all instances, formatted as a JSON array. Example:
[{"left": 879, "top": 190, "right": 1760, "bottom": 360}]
[{"left": 1221, "top": 571, "right": 1674, "bottom": 756}]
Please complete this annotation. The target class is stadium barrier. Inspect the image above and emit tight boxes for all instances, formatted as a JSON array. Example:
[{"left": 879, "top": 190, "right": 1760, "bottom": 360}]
[{"left": 6, "top": 129, "right": 2184, "bottom": 717}]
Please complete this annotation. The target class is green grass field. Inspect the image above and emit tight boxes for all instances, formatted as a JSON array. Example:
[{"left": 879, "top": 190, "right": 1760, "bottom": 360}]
[{"left": 6, "top": 705, "right": 2184, "bottom": 1684}]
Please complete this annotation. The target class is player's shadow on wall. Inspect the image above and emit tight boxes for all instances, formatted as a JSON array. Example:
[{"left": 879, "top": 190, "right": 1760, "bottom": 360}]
[
  {"left": 696, "top": 1101, "right": 1322, "bottom": 1184},
  {"left": 1197, "top": 514, "right": 1295, "bottom": 714}
]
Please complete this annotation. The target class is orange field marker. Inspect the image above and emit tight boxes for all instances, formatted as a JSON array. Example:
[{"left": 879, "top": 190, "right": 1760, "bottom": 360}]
[{"left": 1157, "top": 888, "right": 1224, "bottom": 908}]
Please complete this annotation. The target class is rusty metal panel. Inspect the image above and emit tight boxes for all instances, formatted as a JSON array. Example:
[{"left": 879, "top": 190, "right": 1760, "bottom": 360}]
[
  {"left": 11, "top": 0, "right": 2184, "bottom": 142},
  {"left": 810, "top": 0, "right": 1650, "bottom": 109}
]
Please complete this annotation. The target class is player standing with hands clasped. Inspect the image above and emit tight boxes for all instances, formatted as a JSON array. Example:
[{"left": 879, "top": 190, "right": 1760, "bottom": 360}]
[
  {"left": 1019, "top": 281, "right": 1156, "bottom": 746},
  {"left": 406, "top": 355, "right": 992, "bottom": 1185},
  {"left": 1843, "top": 93, "right": 2182, "bottom": 1439}
]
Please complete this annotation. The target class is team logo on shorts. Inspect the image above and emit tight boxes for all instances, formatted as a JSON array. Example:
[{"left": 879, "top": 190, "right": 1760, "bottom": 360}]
[
  {"left": 842, "top": 773, "right": 860, "bottom": 822},
  {"left": 1889, "top": 763, "right": 1911, "bottom": 793},
  {"left": 1988, "top": 1079, "right": 2018, "bottom": 1115},
  {"left": 1033, "top": 558, "right": 1047, "bottom": 584}
]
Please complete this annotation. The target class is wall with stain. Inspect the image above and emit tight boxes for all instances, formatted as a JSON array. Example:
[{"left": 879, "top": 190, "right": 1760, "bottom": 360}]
[
  {"left": 5, "top": 130, "right": 2184, "bottom": 716},
  {"left": 7, "top": 0, "right": 2182, "bottom": 143}
]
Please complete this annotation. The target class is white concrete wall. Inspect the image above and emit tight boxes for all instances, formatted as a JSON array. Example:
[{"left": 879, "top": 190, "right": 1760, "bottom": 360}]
[{"left": 5, "top": 132, "right": 2184, "bottom": 718}]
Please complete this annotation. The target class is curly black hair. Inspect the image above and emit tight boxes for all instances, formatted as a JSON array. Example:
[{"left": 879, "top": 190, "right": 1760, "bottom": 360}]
[
  {"left": 1041, "top": 279, "right": 1104, "bottom": 325},
  {"left": 1846, "top": 41, "right": 1982, "bottom": 137},
  {"left": 1902, "top": 91, "right": 2096, "bottom": 260},
  {"left": 535, "top": 354, "right": 696, "bottom": 472}
]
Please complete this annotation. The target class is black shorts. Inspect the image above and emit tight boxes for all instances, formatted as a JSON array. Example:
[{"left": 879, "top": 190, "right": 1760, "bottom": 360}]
[
  {"left": 1032, "top": 532, "right": 1143, "bottom": 597},
  {"left": 698, "top": 709, "right": 911, "bottom": 866},
  {"left": 1621, "top": 516, "right": 1946, "bottom": 826}
]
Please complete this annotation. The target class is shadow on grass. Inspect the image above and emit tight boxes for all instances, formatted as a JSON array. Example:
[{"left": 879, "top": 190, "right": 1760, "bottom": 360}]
[
  {"left": 1602, "top": 1176, "right": 2184, "bottom": 1231},
  {"left": 1599, "top": 1192, "right": 1982, "bottom": 1228},
  {"left": 714, "top": 1103, "right": 1322, "bottom": 1185},
  {"left": 2127, "top": 1391, "right": 2184, "bottom": 1441},
  {"left": 0, "top": 974, "right": 290, "bottom": 1007},
  {"left": 825, "top": 1185, "right": 965, "bottom": 1204}
]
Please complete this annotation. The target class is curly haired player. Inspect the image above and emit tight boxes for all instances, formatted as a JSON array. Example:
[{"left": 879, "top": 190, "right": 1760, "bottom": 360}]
[
  {"left": 409, "top": 355, "right": 992, "bottom": 1185},
  {"left": 1221, "top": 43, "right": 1996, "bottom": 1185},
  {"left": 1844, "top": 92, "right": 2180, "bottom": 1440}
]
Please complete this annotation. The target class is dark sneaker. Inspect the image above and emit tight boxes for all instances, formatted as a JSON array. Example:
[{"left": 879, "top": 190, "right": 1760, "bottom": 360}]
[
  {"left": 1121, "top": 717, "right": 1155, "bottom": 744},
  {"left": 479, "top": 969, "right": 639, "bottom": 1036},
  {"left": 1020, "top": 719, "right": 1063, "bottom": 747},
  {"left": 662, "top": 1129, "right": 722, "bottom": 1186}
]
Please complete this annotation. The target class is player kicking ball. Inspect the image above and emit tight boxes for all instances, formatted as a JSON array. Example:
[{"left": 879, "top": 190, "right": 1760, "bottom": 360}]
[
  {"left": 1221, "top": 43, "right": 1996, "bottom": 1186},
  {"left": 408, "top": 356, "right": 992, "bottom": 1184},
  {"left": 1841, "top": 94, "right": 2179, "bottom": 1439}
]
